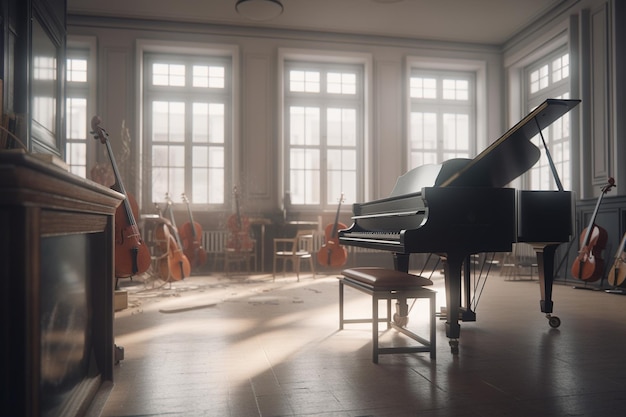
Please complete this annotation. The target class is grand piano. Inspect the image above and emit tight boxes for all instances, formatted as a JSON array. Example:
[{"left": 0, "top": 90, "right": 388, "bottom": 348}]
[{"left": 339, "top": 98, "right": 580, "bottom": 353}]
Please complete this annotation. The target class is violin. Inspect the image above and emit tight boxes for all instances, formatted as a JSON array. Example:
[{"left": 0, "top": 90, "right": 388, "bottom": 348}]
[
  {"left": 226, "top": 186, "right": 254, "bottom": 251},
  {"left": 571, "top": 178, "right": 615, "bottom": 282},
  {"left": 607, "top": 231, "right": 626, "bottom": 288},
  {"left": 180, "top": 193, "right": 208, "bottom": 269},
  {"left": 91, "top": 116, "right": 151, "bottom": 278},
  {"left": 317, "top": 193, "right": 348, "bottom": 267}
]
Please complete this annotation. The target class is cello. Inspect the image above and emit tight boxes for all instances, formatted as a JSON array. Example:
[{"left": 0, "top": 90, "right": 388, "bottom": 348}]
[
  {"left": 317, "top": 193, "right": 348, "bottom": 267},
  {"left": 180, "top": 193, "right": 208, "bottom": 269},
  {"left": 571, "top": 178, "right": 615, "bottom": 282},
  {"left": 91, "top": 116, "right": 152, "bottom": 278},
  {"left": 154, "top": 198, "right": 191, "bottom": 281},
  {"left": 226, "top": 186, "right": 254, "bottom": 252},
  {"left": 164, "top": 195, "right": 191, "bottom": 280},
  {"left": 607, "top": 231, "right": 626, "bottom": 288}
]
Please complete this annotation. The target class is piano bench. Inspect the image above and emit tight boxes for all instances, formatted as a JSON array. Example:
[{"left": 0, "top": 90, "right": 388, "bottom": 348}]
[{"left": 339, "top": 267, "right": 436, "bottom": 363}]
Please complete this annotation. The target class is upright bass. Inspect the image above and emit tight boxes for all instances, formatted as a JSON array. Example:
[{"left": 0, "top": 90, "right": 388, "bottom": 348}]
[
  {"left": 571, "top": 178, "right": 615, "bottom": 282},
  {"left": 317, "top": 193, "right": 348, "bottom": 267},
  {"left": 91, "top": 116, "right": 151, "bottom": 278}
]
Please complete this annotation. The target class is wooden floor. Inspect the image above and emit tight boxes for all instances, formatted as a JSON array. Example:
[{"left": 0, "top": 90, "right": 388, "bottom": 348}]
[{"left": 92, "top": 268, "right": 626, "bottom": 417}]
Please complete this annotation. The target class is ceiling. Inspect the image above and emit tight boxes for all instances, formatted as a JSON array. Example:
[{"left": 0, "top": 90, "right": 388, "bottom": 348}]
[{"left": 67, "top": 0, "right": 568, "bottom": 45}]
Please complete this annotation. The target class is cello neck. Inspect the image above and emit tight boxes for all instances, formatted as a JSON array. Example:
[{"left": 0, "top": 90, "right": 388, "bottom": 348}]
[
  {"left": 582, "top": 179, "right": 615, "bottom": 246},
  {"left": 183, "top": 194, "right": 198, "bottom": 240},
  {"left": 330, "top": 193, "right": 344, "bottom": 238},
  {"left": 92, "top": 116, "right": 138, "bottom": 227}
]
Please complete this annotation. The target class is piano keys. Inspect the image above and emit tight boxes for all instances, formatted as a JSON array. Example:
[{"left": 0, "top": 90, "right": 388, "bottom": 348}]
[{"left": 339, "top": 98, "right": 581, "bottom": 353}]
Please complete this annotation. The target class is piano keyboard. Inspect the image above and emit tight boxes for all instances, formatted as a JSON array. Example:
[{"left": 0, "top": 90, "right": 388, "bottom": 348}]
[{"left": 341, "top": 231, "right": 401, "bottom": 240}]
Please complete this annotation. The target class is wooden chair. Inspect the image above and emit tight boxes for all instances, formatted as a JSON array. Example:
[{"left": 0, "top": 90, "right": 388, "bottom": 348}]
[
  {"left": 224, "top": 240, "right": 256, "bottom": 275},
  {"left": 502, "top": 242, "right": 538, "bottom": 280},
  {"left": 273, "top": 229, "right": 316, "bottom": 281}
]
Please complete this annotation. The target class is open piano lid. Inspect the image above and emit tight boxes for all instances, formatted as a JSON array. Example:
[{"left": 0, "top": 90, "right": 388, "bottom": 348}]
[{"left": 440, "top": 98, "right": 581, "bottom": 188}]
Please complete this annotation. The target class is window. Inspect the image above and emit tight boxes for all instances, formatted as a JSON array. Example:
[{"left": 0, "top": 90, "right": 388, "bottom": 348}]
[
  {"left": 284, "top": 62, "right": 362, "bottom": 207},
  {"left": 525, "top": 49, "right": 571, "bottom": 190},
  {"left": 143, "top": 53, "right": 231, "bottom": 206},
  {"left": 408, "top": 70, "right": 476, "bottom": 168},
  {"left": 65, "top": 49, "right": 92, "bottom": 178}
]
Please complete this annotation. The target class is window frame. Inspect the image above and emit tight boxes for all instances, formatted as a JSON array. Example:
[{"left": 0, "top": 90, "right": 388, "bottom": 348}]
[
  {"left": 280, "top": 52, "right": 370, "bottom": 211},
  {"left": 138, "top": 40, "right": 238, "bottom": 210},
  {"left": 523, "top": 46, "right": 571, "bottom": 191},
  {"left": 407, "top": 69, "right": 477, "bottom": 168},
  {"left": 65, "top": 36, "right": 97, "bottom": 179}
]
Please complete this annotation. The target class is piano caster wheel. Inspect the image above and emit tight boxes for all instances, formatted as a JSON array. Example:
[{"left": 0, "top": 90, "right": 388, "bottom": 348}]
[
  {"left": 393, "top": 313, "right": 409, "bottom": 327},
  {"left": 547, "top": 315, "right": 561, "bottom": 328},
  {"left": 449, "top": 339, "right": 459, "bottom": 354}
]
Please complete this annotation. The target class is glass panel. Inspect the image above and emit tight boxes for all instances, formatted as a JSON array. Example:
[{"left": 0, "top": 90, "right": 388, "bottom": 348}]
[
  {"left": 209, "top": 103, "right": 225, "bottom": 143},
  {"left": 193, "top": 65, "right": 225, "bottom": 88},
  {"left": 443, "top": 79, "right": 469, "bottom": 101},
  {"left": 410, "top": 112, "right": 437, "bottom": 150},
  {"left": 152, "top": 101, "right": 185, "bottom": 142},
  {"left": 67, "top": 58, "right": 87, "bottom": 83},
  {"left": 66, "top": 98, "right": 87, "bottom": 139},
  {"left": 289, "top": 70, "right": 320, "bottom": 93},
  {"left": 410, "top": 77, "right": 437, "bottom": 99},
  {"left": 290, "top": 106, "right": 320, "bottom": 146},
  {"left": 209, "top": 66, "right": 225, "bottom": 88},
  {"left": 327, "top": 72, "right": 356, "bottom": 94},
  {"left": 193, "top": 103, "right": 208, "bottom": 142},
  {"left": 152, "top": 63, "right": 185, "bottom": 86},
  {"left": 327, "top": 108, "right": 356, "bottom": 147}
]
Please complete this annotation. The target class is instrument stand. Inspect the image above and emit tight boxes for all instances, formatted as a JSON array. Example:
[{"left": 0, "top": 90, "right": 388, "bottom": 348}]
[
  {"left": 605, "top": 288, "right": 626, "bottom": 295},
  {"left": 572, "top": 284, "right": 602, "bottom": 291}
]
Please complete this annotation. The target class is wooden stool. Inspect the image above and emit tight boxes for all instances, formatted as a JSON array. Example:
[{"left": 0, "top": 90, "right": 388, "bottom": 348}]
[{"left": 339, "top": 267, "right": 436, "bottom": 363}]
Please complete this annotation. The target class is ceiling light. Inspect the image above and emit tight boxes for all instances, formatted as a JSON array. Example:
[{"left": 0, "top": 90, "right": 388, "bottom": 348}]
[{"left": 236, "top": 0, "right": 284, "bottom": 21}]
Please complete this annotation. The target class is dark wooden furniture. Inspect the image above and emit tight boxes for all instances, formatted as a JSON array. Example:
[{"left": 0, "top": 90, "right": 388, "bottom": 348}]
[
  {"left": 0, "top": 151, "right": 123, "bottom": 417},
  {"left": 339, "top": 99, "right": 580, "bottom": 353}
]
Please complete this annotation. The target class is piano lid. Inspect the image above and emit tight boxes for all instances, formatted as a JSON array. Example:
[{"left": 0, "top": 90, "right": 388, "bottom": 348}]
[{"left": 440, "top": 98, "right": 581, "bottom": 188}]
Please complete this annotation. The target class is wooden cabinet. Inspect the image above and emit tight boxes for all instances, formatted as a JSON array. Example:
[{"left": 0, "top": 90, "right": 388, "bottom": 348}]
[
  {"left": 0, "top": 151, "right": 123, "bottom": 416},
  {"left": 1, "top": 0, "right": 67, "bottom": 155}
]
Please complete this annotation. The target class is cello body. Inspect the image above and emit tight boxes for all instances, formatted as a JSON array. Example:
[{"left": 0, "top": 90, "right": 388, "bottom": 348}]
[
  {"left": 571, "top": 224, "right": 608, "bottom": 282},
  {"left": 155, "top": 201, "right": 190, "bottom": 281},
  {"left": 180, "top": 194, "right": 208, "bottom": 269},
  {"left": 607, "top": 232, "right": 626, "bottom": 287},
  {"left": 317, "top": 221, "right": 348, "bottom": 267},
  {"left": 571, "top": 178, "right": 615, "bottom": 282},
  {"left": 92, "top": 116, "right": 151, "bottom": 278}
]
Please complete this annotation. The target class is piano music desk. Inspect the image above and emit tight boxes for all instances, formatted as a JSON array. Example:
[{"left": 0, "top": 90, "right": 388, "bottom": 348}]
[{"left": 339, "top": 267, "right": 436, "bottom": 363}]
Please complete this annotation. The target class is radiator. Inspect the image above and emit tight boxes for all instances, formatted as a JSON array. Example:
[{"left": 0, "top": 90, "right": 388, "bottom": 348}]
[
  {"left": 202, "top": 230, "right": 230, "bottom": 253},
  {"left": 202, "top": 229, "right": 380, "bottom": 255}
]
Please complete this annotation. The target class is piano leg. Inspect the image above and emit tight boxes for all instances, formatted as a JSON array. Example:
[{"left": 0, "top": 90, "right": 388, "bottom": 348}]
[
  {"left": 442, "top": 253, "right": 464, "bottom": 354},
  {"left": 392, "top": 253, "right": 412, "bottom": 326},
  {"left": 393, "top": 253, "right": 410, "bottom": 273},
  {"left": 534, "top": 243, "right": 562, "bottom": 328}
]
